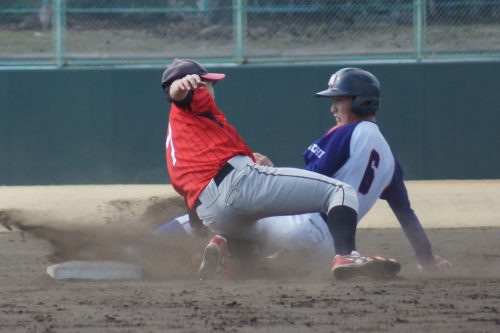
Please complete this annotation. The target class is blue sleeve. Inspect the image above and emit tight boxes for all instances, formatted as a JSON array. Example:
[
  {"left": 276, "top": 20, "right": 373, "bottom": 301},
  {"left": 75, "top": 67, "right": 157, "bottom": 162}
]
[
  {"left": 303, "top": 124, "right": 356, "bottom": 176},
  {"left": 381, "top": 160, "right": 435, "bottom": 265},
  {"left": 153, "top": 218, "right": 188, "bottom": 237},
  {"left": 154, "top": 214, "right": 204, "bottom": 239}
]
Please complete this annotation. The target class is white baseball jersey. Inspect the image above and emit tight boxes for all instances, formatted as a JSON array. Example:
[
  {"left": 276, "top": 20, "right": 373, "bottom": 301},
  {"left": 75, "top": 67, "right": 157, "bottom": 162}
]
[{"left": 305, "top": 121, "right": 395, "bottom": 220}]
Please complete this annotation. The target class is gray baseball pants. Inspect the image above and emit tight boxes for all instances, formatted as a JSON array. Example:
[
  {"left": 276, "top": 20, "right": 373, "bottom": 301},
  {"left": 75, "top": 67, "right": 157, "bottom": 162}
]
[{"left": 196, "top": 155, "right": 358, "bottom": 239}]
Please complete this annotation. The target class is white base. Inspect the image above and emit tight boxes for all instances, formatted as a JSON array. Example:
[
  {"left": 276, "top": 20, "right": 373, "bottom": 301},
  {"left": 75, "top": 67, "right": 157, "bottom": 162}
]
[
  {"left": 47, "top": 261, "right": 143, "bottom": 280},
  {"left": 0, "top": 225, "right": 11, "bottom": 233}
]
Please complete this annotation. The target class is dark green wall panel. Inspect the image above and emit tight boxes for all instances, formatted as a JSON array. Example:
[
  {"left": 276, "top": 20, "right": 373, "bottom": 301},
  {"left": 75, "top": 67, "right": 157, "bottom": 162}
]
[
  {"left": 0, "top": 73, "right": 11, "bottom": 180},
  {"left": 1, "top": 62, "right": 499, "bottom": 185},
  {"left": 420, "top": 63, "right": 500, "bottom": 179}
]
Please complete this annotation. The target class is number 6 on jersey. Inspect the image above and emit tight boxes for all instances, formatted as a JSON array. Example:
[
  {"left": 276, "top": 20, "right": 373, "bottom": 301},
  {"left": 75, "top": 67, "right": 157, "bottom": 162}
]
[{"left": 358, "top": 149, "right": 380, "bottom": 194}]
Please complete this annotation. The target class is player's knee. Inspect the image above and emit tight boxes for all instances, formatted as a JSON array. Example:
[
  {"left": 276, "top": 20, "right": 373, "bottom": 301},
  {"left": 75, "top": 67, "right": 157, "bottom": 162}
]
[
  {"left": 328, "top": 182, "right": 358, "bottom": 212},
  {"left": 343, "top": 184, "right": 358, "bottom": 210}
]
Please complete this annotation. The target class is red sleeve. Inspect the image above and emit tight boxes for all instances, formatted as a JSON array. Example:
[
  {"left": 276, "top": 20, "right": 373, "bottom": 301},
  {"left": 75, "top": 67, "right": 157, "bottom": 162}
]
[{"left": 188, "top": 88, "right": 213, "bottom": 114}]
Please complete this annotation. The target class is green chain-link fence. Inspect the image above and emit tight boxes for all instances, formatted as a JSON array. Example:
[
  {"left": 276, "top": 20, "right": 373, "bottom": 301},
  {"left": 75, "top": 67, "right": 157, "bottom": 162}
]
[{"left": 1, "top": 0, "right": 499, "bottom": 66}]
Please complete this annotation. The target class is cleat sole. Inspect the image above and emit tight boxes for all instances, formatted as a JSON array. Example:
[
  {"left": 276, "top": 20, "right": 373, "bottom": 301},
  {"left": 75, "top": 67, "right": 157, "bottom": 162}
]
[
  {"left": 196, "top": 243, "right": 223, "bottom": 280},
  {"left": 332, "top": 258, "right": 401, "bottom": 280}
]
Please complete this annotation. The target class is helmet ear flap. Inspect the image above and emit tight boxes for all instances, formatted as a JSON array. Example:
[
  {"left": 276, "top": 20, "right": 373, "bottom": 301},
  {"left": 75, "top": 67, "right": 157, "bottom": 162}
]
[{"left": 351, "top": 96, "right": 380, "bottom": 116}]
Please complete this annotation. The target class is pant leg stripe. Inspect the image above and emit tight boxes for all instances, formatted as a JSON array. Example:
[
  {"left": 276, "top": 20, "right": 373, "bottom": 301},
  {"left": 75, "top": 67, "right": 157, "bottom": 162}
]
[{"left": 247, "top": 165, "right": 347, "bottom": 207}]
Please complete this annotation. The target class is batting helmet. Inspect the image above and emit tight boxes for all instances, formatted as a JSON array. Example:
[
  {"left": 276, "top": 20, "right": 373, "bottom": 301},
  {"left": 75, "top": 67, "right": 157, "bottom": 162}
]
[{"left": 315, "top": 68, "right": 381, "bottom": 116}]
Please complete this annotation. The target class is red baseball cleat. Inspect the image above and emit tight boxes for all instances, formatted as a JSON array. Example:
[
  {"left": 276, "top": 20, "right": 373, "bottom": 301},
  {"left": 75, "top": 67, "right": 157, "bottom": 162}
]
[
  {"left": 196, "top": 235, "right": 232, "bottom": 280},
  {"left": 331, "top": 251, "right": 401, "bottom": 280}
]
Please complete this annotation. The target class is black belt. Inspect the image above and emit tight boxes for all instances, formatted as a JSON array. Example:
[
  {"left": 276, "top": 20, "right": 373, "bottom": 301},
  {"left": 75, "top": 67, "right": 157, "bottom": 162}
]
[
  {"left": 213, "top": 163, "right": 234, "bottom": 186},
  {"left": 193, "top": 163, "right": 235, "bottom": 211}
]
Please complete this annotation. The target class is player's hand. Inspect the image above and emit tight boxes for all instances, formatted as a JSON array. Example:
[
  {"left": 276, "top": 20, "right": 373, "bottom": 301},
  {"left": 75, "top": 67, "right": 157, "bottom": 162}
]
[
  {"left": 433, "top": 255, "right": 452, "bottom": 269},
  {"left": 175, "top": 74, "right": 207, "bottom": 91},
  {"left": 170, "top": 74, "right": 207, "bottom": 101},
  {"left": 253, "top": 152, "right": 274, "bottom": 167},
  {"left": 418, "top": 255, "right": 452, "bottom": 271}
]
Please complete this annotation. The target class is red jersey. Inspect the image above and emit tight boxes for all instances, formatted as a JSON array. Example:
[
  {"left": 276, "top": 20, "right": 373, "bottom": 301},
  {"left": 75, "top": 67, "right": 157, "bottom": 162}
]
[{"left": 165, "top": 87, "right": 254, "bottom": 209}]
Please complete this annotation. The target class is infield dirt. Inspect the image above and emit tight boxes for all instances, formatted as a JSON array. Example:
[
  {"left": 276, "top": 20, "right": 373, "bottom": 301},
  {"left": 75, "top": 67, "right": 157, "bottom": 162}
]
[{"left": 1, "top": 181, "right": 499, "bottom": 332}]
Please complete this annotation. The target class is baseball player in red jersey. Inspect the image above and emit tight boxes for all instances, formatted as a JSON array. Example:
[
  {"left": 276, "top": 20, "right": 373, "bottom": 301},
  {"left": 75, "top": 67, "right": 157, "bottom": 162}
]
[{"left": 161, "top": 59, "right": 400, "bottom": 280}]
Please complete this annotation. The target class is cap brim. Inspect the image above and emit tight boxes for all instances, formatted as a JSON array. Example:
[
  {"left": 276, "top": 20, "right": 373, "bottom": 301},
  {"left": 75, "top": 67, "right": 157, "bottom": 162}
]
[
  {"left": 201, "top": 73, "right": 226, "bottom": 81},
  {"left": 315, "top": 88, "right": 349, "bottom": 97}
]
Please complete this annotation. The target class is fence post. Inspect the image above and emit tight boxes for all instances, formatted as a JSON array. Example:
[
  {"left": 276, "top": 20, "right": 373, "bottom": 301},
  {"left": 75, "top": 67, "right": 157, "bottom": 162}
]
[
  {"left": 413, "top": 0, "right": 426, "bottom": 62},
  {"left": 53, "top": 0, "right": 66, "bottom": 67},
  {"left": 233, "top": 0, "right": 247, "bottom": 64},
  {"left": 201, "top": 0, "right": 210, "bottom": 12}
]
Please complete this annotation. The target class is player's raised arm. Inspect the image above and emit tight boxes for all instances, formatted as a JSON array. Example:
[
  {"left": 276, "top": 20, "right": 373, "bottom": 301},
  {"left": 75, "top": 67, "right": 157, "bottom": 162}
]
[
  {"left": 170, "top": 74, "right": 206, "bottom": 101},
  {"left": 161, "top": 58, "right": 224, "bottom": 103}
]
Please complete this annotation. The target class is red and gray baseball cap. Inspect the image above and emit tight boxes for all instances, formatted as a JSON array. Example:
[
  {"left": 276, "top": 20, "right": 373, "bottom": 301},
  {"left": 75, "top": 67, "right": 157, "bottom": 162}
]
[{"left": 161, "top": 58, "right": 226, "bottom": 89}]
